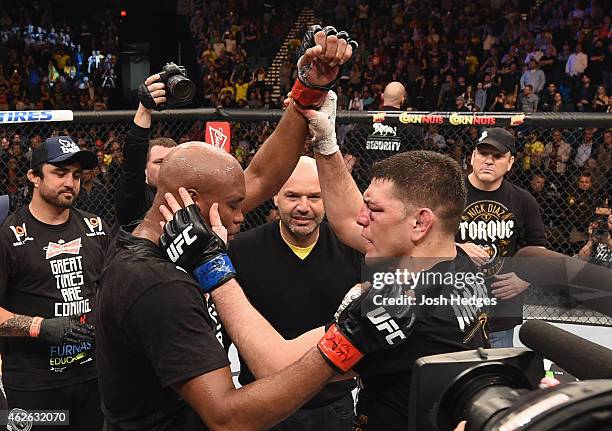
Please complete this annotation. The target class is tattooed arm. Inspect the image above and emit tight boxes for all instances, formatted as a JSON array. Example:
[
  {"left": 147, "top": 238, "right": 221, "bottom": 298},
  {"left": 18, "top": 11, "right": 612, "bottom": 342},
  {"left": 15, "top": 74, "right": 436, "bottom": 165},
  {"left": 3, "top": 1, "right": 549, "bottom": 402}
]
[{"left": 0, "top": 308, "right": 34, "bottom": 337}]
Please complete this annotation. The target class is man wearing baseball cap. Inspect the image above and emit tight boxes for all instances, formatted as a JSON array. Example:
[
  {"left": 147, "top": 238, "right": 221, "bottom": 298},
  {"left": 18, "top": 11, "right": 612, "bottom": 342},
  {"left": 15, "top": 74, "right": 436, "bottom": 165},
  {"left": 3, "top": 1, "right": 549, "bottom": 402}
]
[
  {"left": 456, "top": 127, "right": 546, "bottom": 347},
  {"left": 0, "top": 135, "right": 109, "bottom": 429}
]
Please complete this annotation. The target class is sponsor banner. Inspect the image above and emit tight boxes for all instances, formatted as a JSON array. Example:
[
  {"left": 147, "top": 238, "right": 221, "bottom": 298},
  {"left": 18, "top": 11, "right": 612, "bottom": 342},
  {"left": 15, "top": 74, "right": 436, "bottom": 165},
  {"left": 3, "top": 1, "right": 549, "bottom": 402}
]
[
  {"left": 369, "top": 111, "right": 526, "bottom": 127},
  {"left": 0, "top": 110, "right": 73, "bottom": 124},
  {"left": 205, "top": 121, "right": 231, "bottom": 153}
]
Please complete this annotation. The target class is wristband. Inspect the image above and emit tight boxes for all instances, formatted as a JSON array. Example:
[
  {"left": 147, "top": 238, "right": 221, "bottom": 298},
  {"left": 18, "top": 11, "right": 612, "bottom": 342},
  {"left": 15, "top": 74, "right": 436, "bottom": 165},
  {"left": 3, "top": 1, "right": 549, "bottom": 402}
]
[
  {"left": 29, "top": 316, "right": 43, "bottom": 338},
  {"left": 192, "top": 254, "right": 236, "bottom": 293},
  {"left": 317, "top": 323, "right": 363, "bottom": 373},
  {"left": 291, "top": 78, "right": 328, "bottom": 110}
]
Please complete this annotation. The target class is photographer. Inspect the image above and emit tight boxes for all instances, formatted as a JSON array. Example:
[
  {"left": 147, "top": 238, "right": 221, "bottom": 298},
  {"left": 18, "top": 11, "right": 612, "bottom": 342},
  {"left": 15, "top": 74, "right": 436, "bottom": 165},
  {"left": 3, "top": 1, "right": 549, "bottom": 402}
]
[
  {"left": 577, "top": 212, "right": 612, "bottom": 268},
  {"left": 114, "top": 74, "right": 178, "bottom": 226}
]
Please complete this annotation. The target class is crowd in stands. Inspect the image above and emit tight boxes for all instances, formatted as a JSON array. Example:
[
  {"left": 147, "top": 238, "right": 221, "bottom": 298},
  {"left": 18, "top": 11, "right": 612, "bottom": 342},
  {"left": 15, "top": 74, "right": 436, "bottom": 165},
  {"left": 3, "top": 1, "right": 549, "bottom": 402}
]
[
  {"left": 0, "top": 1, "right": 119, "bottom": 112},
  {"left": 191, "top": 0, "right": 301, "bottom": 109},
  {"left": 1, "top": 0, "right": 610, "bottom": 254},
  {"left": 308, "top": 0, "right": 612, "bottom": 114}
]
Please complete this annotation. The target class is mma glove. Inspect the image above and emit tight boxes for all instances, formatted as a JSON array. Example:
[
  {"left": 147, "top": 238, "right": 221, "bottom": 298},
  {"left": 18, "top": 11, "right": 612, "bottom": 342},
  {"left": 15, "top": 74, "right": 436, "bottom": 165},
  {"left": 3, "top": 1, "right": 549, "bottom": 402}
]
[
  {"left": 160, "top": 204, "right": 236, "bottom": 293},
  {"left": 30, "top": 316, "right": 95, "bottom": 345},
  {"left": 318, "top": 282, "right": 416, "bottom": 373},
  {"left": 138, "top": 82, "right": 162, "bottom": 111},
  {"left": 291, "top": 25, "right": 358, "bottom": 110}
]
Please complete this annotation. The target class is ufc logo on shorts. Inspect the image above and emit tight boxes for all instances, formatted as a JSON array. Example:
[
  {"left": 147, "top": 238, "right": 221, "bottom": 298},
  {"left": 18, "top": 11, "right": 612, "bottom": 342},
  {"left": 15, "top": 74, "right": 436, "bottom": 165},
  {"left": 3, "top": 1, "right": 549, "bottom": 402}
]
[
  {"left": 366, "top": 307, "right": 406, "bottom": 345},
  {"left": 167, "top": 225, "right": 197, "bottom": 262}
]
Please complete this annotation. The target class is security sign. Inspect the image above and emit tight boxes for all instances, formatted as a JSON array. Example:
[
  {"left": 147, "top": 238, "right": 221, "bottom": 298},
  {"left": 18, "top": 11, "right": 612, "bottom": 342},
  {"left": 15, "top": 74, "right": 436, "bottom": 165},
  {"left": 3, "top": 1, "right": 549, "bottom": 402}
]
[{"left": 204, "top": 122, "right": 231, "bottom": 153}]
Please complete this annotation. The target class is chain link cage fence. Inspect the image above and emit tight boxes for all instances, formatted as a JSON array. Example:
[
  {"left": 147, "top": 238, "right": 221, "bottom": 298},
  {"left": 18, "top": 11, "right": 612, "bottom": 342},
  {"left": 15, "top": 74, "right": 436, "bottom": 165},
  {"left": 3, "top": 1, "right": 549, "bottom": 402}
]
[{"left": 1, "top": 109, "right": 611, "bottom": 326}]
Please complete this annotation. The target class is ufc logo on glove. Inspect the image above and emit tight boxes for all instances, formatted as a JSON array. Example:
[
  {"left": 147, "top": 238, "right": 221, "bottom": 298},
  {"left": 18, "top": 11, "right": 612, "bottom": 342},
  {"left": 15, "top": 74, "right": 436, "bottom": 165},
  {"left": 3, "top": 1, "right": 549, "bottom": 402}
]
[
  {"left": 367, "top": 307, "right": 407, "bottom": 345},
  {"left": 166, "top": 225, "right": 197, "bottom": 262}
]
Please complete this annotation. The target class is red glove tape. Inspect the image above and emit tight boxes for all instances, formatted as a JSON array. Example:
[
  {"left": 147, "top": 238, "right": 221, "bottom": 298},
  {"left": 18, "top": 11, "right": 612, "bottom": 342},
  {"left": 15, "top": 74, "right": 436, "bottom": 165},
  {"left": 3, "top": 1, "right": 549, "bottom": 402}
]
[
  {"left": 291, "top": 79, "right": 328, "bottom": 110},
  {"left": 317, "top": 323, "right": 363, "bottom": 373}
]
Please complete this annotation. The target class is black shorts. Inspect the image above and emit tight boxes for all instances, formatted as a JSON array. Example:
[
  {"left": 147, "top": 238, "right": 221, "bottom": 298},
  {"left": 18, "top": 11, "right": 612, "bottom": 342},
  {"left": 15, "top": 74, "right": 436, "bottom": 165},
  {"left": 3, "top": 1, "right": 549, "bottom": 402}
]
[{"left": 5, "top": 378, "right": 103, "bottom": 431}]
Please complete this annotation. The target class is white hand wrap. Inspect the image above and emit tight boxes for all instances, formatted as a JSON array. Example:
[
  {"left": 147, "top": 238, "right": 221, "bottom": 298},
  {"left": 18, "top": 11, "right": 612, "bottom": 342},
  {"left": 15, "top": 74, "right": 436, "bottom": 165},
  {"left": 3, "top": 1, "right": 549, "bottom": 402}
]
[{"left": 307, "top": 91, "right": 339, "bottom": 155}]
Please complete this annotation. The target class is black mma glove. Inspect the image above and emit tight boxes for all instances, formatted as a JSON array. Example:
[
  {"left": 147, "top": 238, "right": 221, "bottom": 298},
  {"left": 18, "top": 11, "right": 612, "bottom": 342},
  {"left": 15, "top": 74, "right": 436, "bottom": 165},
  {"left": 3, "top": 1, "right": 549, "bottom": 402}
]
[
  {"left": 36, "top": 316, "right": 95, "bottom": 345},
  {"left": 138, "top": 82, "right": 163, "bottom": 111},
  {"left": 317, "top": 282, "right": 415, "bottom": 373},
  {"left": 291, "top": 25, "right": 358, "bottom": 109},
  {"left": 159, "top": 204, "right": 236, "bottom": 293}
]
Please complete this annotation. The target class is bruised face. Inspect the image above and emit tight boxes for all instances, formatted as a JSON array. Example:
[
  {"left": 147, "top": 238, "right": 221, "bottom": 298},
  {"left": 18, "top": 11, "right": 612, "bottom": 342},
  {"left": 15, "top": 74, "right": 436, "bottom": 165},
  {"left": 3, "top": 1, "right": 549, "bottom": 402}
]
[{"left": 357, "top": 179, "right": 414, "bottom": 259}]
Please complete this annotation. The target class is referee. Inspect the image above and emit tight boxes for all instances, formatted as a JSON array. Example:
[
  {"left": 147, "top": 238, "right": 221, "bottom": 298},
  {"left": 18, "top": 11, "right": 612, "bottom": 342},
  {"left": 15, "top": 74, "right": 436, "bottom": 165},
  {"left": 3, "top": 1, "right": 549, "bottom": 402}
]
[{"left": 0, "top": 137, "right": 108, "bottom": 430}]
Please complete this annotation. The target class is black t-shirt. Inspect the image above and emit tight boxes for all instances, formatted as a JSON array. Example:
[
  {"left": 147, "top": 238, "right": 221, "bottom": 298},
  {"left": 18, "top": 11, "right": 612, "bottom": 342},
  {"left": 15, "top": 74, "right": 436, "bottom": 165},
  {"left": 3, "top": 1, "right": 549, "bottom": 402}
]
[
  {"left": 96, "top": 228, "right": 229, "bottom": 431},
  {"left": 344, "top": 106, "right": 423, "bottom": 190},
  {"left": 0, "top": 206, "right": 110, "bottom": 390},
  {"left": 456, "top": 178, "right": 546, "bottom": 331},
  {"left": 227, "top": 220, "right": 361, "bottom": 408},
  {"left": 353, "top": 249, "right": 489, "bottom": 431}
]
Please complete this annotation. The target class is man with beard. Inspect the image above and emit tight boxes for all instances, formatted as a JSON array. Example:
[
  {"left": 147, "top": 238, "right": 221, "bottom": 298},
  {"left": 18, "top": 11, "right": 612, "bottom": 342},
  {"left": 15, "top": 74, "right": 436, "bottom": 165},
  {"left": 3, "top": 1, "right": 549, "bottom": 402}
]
[
  {"left": 227, "top": 156, "right": 361, "bottom": 430},
  {"left": 0, "top": 136, "right": 107, "bottom": 429}
]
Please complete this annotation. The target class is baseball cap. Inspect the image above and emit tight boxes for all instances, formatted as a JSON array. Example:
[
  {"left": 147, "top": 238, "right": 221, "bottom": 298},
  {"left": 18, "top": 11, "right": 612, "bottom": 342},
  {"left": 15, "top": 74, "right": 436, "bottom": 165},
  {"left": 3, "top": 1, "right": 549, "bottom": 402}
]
[
  {"left": 476, "top": 128, "right": 516, "bottom": 156},
  {"left": 31, "top": 136, "right": 98, "bottom": 169}
]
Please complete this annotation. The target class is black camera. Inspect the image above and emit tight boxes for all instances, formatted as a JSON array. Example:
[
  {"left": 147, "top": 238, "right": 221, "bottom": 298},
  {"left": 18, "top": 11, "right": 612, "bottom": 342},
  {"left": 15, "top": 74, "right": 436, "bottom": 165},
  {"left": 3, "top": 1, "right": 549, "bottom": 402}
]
[
  {"left": 159, "top": 62, "right": 195, "bottom": 106},
  {"left": 409, "top": 348, "right": 612, "bottom": 430},
  {"left": 140, "top": 62, "right": 195, "bottom": 110}
]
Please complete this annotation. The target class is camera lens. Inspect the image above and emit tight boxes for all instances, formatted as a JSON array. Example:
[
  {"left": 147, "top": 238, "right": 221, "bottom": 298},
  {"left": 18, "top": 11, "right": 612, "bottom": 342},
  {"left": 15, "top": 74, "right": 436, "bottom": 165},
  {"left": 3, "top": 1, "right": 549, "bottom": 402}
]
[{"left": 167, "top": 75, "right": 195, "bottom": 101}]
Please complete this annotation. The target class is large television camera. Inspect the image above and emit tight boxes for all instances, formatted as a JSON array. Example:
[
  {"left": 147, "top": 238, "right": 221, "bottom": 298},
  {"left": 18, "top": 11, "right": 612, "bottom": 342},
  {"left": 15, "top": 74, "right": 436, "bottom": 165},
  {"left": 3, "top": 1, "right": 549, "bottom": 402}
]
[{"left": 409, "top": 321, "right": 612, "bottom": 431}]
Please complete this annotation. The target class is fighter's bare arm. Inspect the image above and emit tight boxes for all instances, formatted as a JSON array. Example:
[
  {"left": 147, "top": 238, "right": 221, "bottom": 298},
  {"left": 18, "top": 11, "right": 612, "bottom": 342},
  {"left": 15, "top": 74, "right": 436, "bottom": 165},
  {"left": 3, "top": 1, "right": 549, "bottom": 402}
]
[
  {"left": 212, "top": 280, "right": 358, "bottom": 382},
  {"left": 242, "top": 28, "right": 354, "bottom": 213},
  {"left": 314, "top": 149, "right": 367, "bottom": 253},
  {"left": 175, "top": 348, "right": 335, "bottom": 431}
]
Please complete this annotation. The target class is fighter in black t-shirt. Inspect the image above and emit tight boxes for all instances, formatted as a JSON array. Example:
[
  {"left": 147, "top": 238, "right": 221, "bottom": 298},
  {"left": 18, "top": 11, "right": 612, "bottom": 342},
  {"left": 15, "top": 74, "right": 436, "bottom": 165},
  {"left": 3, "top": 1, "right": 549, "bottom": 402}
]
[{"left": 0, "top": 136, "right": 108, "bottom": 429}]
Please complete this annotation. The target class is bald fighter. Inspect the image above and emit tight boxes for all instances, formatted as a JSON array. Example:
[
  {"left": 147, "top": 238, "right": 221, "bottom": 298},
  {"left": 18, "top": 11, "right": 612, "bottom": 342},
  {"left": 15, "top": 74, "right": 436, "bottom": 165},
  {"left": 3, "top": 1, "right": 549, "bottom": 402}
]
[{"left": 227, "top": 156, "right": 362, "bottom": 431}]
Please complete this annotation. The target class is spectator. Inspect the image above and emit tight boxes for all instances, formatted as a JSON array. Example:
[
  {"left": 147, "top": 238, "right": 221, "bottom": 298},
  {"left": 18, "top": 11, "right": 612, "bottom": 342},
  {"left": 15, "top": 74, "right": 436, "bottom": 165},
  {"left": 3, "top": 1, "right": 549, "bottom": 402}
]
[
  {"left": 455, "top": 95, "right": 470, "bottom": 112},
  {"left": 574, "top": 128, "right": 598, "bottom": 170},
  {"left": 540, "top": 83, "right": 557, "bottom": 111},
  {"left": 348, "top": 90, "right": 363, "bottom": 111},
  {"left": 544, "top": 129, "right": 572, "bottom": 176},
  {"left": 576, "top": 74, "right": 596, "bottom": 111},
  {"left": 474, "top": 82, "right": 487, "bottom": 111},
  {"left": 519, "top": 84, "right": 539, "bottom": 112},
  {"left": 592, "top": 85, "right": 609, "bottom": 112},
  {"left": 565, "top": 43, "right": 588, "bottom": 78},
  {"left": 520, "top": 60, "right": 546, "bottom": 94},
  {"left": 567, "top": 172, "right": 598, "bottom": 246}
]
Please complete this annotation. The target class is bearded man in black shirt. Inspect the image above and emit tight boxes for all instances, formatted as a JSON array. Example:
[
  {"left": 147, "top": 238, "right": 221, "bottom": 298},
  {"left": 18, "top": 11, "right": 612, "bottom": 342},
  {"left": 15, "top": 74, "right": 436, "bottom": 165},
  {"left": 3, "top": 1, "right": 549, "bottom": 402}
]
[{"left": 0, "top": 136, "right": 108, "bottom": 430}]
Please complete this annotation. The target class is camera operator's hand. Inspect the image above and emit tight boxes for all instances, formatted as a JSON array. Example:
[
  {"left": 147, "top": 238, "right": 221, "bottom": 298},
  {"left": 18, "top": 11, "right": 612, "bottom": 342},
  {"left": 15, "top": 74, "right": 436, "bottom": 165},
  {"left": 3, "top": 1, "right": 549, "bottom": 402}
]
[
  {"left": 138, "top": 74, "right": 166, "bottom": 112},
  {"left": 34, "top": 316, "right": 95, "bottom": 345},
  {"left": 291, "top": 25, "right": 356, "bottom": 109},
  {"left": 491, "top": 272, "right": 530, "bottom": 300},
  {"left": 453, "top": 421, "right": 466, "bottom": 431}
]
